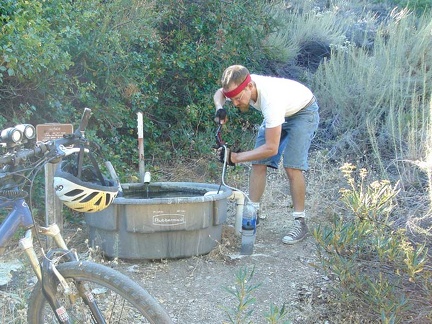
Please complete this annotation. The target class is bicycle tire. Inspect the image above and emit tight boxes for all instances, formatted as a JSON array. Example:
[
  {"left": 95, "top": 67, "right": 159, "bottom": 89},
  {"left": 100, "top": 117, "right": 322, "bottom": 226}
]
[{"left": 27, "top": 261, "right": 173, "bottom": 324}]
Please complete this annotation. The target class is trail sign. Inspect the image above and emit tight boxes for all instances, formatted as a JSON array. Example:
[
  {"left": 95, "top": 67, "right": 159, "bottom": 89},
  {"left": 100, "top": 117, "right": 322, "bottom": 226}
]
[{"left": 36, "top": 124, "right": 73, "bottom": 142}]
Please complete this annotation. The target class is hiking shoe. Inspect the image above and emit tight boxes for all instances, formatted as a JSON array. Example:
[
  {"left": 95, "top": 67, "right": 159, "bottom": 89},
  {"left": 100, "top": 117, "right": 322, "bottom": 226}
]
[
  {"left": 282, "top": 218, "right": 308, "bottom": 244},
  {"left": 257, "top": 209, "right": 266, "bottom": 220},
  {"left": 255, "top": 209, "right": 264, "bottom": 226}
]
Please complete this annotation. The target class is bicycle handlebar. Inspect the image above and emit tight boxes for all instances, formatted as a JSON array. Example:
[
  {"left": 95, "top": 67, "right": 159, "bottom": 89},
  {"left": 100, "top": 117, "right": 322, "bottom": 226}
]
[{"left": 0, "top": 108, "right": 92, "bottom": 168}]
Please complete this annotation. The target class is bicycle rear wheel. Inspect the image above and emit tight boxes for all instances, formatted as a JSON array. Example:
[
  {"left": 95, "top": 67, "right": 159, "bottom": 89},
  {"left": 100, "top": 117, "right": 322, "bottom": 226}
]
[{"left": 27, "top": 261, "right": 172, "bottom": 323}]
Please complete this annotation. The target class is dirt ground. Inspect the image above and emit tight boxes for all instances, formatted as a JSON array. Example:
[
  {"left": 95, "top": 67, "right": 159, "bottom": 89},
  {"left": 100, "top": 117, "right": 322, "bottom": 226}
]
[
  {"left": 1, "top": 153, "right": 357, "bottom": 323},
  {"left": 0, "top": 155, "right": 344, "bottom": 324},
  {"left": 116, "top": 221, "right": 331, "bottom": 324},
  {"left": 83, "top": 157, "right": 344, "bottom": 324}
]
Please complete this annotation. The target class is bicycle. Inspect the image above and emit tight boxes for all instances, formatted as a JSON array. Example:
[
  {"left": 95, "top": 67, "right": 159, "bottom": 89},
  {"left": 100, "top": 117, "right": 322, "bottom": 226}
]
[{"left": 0, "top": 108, "right": 173, "bottom": 323}]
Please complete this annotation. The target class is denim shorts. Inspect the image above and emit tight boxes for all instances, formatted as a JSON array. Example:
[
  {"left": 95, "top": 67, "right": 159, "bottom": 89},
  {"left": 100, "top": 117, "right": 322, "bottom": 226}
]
[{"left": 252, "top": 102, "right": 319, "bottom": 171}]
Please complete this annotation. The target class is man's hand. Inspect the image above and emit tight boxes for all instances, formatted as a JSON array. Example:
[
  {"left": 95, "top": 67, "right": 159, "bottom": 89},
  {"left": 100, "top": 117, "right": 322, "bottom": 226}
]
[
  {"left": 217, "top": 146, "right": 235, "bottom": 166},
  {"left": 214, "top": 108, "right": 227, "bottom": 124}
]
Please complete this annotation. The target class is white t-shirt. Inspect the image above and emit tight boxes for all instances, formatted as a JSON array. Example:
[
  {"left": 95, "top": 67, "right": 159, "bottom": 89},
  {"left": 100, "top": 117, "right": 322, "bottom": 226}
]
[{"left": 249, "top": 74, "right": 314, "bottom": 128}]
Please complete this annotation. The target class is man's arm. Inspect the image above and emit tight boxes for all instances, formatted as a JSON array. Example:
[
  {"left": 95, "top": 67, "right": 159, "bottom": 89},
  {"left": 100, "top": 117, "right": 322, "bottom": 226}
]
[
  {"left": 213, "top": 88, "right": 228, "bottom": 124},
  {"left": 230, "top": 125, "right": 281, "bottom": 163},
  {"left": 214, "top": 88, "right": 226, "bottom": 110}
]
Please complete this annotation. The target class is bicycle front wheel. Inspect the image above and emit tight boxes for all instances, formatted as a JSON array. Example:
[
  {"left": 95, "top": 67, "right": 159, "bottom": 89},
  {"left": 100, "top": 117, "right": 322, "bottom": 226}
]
[{"left": 27, "top": 261, "right": 172, "bottom": 323}]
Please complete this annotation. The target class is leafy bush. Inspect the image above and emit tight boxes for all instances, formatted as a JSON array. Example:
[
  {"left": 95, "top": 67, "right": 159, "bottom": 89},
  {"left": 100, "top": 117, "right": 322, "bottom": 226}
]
[
  {"left": 137, "top": 0, "right": 280, "bottom": 161},
  {"left": 0, "top": 0, "right": 74, "bottom": 122},
  {"left": 0, "top": 0, "right": 288, "bottom": 180},
  {"left": 313, "top": 163, "right": 432, "bottom": 323}
]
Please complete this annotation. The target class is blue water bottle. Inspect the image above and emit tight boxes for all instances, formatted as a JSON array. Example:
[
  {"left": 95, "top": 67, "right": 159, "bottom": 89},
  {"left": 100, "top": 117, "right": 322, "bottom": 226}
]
[{"left": 240, "top": 202, "right": 257, "bottom": 255}]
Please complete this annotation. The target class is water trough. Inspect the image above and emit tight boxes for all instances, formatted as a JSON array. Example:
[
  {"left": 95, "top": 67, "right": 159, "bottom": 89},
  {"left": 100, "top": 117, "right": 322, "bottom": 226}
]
[{"left": 85, "top": 182, "right": 232, "bottom": 259}]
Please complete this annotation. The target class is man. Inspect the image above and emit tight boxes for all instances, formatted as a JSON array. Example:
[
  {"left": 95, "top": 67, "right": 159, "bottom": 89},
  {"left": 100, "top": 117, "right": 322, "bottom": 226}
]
[{"left": 213, "top": 65, "right": 319, "bottom": 244}]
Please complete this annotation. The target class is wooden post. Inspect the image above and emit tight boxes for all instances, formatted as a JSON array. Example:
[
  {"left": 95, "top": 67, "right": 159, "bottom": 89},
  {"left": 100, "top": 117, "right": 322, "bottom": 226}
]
[
  {"left": 137, "top": 112, "right": 145, "bottom": 183},
  {"left": 36, "top": 123, "right": 73, "bottom": 237},
  {"left": 45, "top": 162, "right": 63, "bottom": 231}
]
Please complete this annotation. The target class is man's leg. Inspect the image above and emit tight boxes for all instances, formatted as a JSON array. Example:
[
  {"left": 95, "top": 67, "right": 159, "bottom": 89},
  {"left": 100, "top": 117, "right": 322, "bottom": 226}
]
[
  {"left": 281, "top": 102, "right": 319, "bottom": 244},
  {"left": 285, "top": 168, "right": 305, "bottom": 212},
  {"left": 282, "top": 167, "right": 308, "bottom": 244},
  {"left": 249, "top": 164, "right": 267, "bottom": 202},
  {"left": 247, "top": 164, "right": 267, "bottom": 221}
]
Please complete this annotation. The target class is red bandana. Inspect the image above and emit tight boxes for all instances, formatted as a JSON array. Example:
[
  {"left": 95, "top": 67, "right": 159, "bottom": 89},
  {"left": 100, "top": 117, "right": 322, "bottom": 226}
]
[{"left": 223, "top": 74, "right": 251, "bottom": 98}]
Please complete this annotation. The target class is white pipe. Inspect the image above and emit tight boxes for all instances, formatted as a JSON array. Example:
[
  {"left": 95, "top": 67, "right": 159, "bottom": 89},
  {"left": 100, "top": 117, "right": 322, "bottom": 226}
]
[
  {"left": 144, "top": 171, "right": 151, "bottom": 184},
  {"left": 229, "top": 191, "right": 244, "bottom": 236},
  {"left": 204, "top": 190, "right": 245, "bottom": 236}
]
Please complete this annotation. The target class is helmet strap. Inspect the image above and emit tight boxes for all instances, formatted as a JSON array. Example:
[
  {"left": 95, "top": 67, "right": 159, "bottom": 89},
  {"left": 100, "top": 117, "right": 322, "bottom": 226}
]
[
  {"left": 77, "top": 145, "right": 85, "bottom": 179},
  {"left": 76, "top": 144, "right": 107, "bottom": 186},
  {"left": 87, "top": 151, "right": 107, "bottom": 186}
]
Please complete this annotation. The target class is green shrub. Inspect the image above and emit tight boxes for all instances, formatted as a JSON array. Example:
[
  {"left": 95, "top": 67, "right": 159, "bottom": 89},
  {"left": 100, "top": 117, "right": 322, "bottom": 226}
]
[
  {"left": 223, "top": 266, "right": 290, "bottom": 324},
  {"left": 0, "top": 0, "right": 74, "bottom": 122},
  {"left": 313, "top": 163, "right": 432, "bottom": 322},
  {"left": 0, "top": 0, "right": 287, "bottom": 178},
  {"left": 312, "top": 8, "right": 432, "bottom": 188}
]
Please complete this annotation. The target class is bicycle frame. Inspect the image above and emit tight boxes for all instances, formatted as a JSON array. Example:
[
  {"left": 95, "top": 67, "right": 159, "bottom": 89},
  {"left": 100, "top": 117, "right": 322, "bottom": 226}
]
[
  {"left": 0, "top": 197, "right": 33, "bottom": 248},
  {"left": 0, "top": 144, "right": 88, "bottom": 248},
  {"left": 0, "top": 108, "right": 105, "bottom": 322},
  {"left": 0, "top": 108, "right": 173, "bottom": 323},
  {"left": 0, "top": 196, "right": 71, "bottom": 278}
]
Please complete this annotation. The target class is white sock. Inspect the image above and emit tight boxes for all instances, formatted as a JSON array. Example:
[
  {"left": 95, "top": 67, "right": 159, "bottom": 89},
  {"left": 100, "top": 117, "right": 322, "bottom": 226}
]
[
  {"left": 293, "top": 211, "right": 305, "bottom": 219},
  {"left": 251, "top": 202, "right": 260, "bottom": 212}
]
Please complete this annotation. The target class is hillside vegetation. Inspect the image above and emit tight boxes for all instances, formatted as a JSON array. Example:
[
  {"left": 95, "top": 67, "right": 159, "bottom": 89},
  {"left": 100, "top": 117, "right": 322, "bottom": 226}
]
[{"left": 1, "top": 0, "right": 432, "bottom": 322}]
